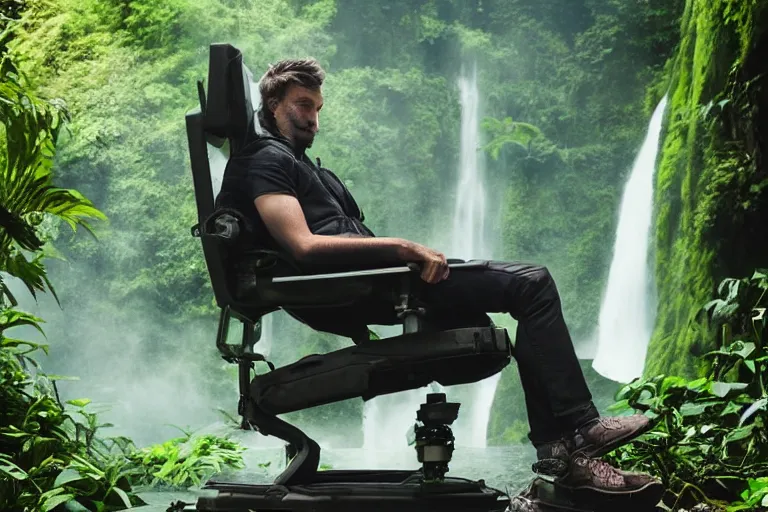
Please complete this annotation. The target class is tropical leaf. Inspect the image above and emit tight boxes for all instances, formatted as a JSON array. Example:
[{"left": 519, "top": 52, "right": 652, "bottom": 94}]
[
  {"left": 0, "top": 308, "right": 45, "bottom": 334},
  {"left": 0, "top": 56, "right": 105, "bottom": 306},
  {"left": 0, "top": 453, "right": 29, "bottom": 480},
  {"left": 1, "top": 250, "right": 59, "bottom": 305},
  {"left": 739, "top": 397, "right": 767, "bottom": 426},
  {"left": 41, "top": 492, "right": 76, "bottom": 512},
  {"left": 0, "top": 203, "right": 43, "bottom": 252}
]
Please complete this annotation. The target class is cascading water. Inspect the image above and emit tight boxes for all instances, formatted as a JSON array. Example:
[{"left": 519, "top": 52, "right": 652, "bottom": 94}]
[
  {"left": 449, "top": 62, "right": 499, "bottom": 449},
  {"left": 361, "top": 62, "right": 498, "bottom": 460},
  {"left": 592, "top": 96, "right": 668, "bottom": 383},
  {"left": 451, "top": 64, "right": 489, "bottom": 261}
]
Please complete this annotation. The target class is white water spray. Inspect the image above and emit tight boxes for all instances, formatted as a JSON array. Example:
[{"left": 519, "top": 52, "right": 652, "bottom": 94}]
[
  {"left": 450, "top": 63, "right": 500, "bottom": 449},
  {"left": 592, "top": 96, "right": 668, "bottom": 383}
]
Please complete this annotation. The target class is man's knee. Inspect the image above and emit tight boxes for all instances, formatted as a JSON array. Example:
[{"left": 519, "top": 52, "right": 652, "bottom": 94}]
[
  {"left": 484, "top": 261, "right": 557, "bottom": 296},
  {"left": 529, "top": 265, "right": 555, "bottom": 289},
  {"left": 518, "top": 265, "right": 560, "bottom": 307}
]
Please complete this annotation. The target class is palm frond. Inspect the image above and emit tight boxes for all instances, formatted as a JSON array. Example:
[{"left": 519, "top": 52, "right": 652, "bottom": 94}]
[
  {"left": 0, "top": 203, "right": 44, "bottom": 252},
  {"left": 0, "top": 54, "right": 105, "bottom": 305},
  {"left": 1, "top": 251, "right": 57, "bottom": 305}
]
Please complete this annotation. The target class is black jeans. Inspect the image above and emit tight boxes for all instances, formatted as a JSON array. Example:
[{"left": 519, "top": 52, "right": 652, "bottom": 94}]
[{"left": 285, "top": 261, "right": 599, "bottom": 446}]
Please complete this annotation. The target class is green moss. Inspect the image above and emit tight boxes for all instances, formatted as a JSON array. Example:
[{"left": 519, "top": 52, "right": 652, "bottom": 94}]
[{"left": 646, "top": 0, "right": 767, "bottom": 377}]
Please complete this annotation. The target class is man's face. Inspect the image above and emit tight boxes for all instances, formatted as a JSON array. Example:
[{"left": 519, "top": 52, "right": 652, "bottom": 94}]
[{"left": 271, "top": 84, "right": 323, "bottom": 149}]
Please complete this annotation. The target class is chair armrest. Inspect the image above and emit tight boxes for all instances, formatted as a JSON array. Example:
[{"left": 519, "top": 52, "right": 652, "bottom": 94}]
[
  {"left": 237, "top": 258, "right": 489, "bottom": 313},
  {"left": 272, "top": 261, "right": 487, "bottom": 283}
]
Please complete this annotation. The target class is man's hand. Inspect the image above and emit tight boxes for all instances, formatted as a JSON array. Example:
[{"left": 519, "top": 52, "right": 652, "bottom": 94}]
[{"left": 400, "top": 242, "right": 450, "bottom": 284}]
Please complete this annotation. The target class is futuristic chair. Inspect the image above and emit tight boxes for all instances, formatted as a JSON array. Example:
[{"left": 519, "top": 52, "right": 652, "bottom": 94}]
[{"left": 183, "top": 44, "right": 663, "bottom": 512}]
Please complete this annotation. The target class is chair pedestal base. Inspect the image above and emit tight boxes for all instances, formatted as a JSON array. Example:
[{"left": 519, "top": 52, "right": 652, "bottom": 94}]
[
  {"left": 196, "top": 470, "right": 508, "bottom": 512},
  {"left": 194, "top": 473, "right": 664, "bottom": 512}
]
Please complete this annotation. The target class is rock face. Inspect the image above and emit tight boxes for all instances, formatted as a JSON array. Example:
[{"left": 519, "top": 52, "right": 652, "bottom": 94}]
[{"left": 646, "top": 0, "right": 768, "bottom": 378}]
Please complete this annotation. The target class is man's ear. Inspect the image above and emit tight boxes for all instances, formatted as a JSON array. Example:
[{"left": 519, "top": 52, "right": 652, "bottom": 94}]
[{"left": 267, "top": 97, "right": 279, "bottom": 112}]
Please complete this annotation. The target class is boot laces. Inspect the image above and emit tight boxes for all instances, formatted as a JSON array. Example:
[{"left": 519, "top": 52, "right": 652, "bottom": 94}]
[
  {"left": 576, "top": 456, "right": 625, "bottom": 487},
  {"left": 597, "top": 417, "right": 625, "bottom": 430}
]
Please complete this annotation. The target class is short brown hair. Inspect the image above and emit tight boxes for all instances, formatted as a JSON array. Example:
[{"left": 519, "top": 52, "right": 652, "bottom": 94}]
[{"left": 258, "top": 59, "right": 325, "bottom": 129}]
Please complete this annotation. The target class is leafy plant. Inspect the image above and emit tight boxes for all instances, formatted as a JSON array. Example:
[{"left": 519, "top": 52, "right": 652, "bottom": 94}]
[
  {"left": 481, "top": 116, "right": 553, "bottom": 161},
  {"left": 606, "top": 270, "right": 768, "bottom": 511},
  {"left": 1, "top": 320, "right": 248, "bottom": 509},
  {"left": 1, "top": 16, "right": 273, "bottom": 512},
  {"left": 0, "top": 42, "right": 141, "bottom": 511},
  {"left": 0, "top": 310, "right": 146, "bottom": 511},
  {"left": 125, "top": 429, "right": 245, "bottom": 488},
  {"left": 0, "top": 45, "right": 248, "bottom": 510},
  {"left": 0, "top": 52, "right": 105, "bottom": 309}
]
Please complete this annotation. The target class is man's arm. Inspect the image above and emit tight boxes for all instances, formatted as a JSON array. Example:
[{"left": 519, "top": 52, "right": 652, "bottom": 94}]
[{"left": 254, "top": 194, "right": 449, "bottom": 283}]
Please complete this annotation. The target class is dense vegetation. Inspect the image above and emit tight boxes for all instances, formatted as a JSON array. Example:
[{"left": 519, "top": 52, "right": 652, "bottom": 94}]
[
  {"left": 1, "top": 0, "right": 767, "bottom": 510},
  {"left": 608, "top": 270, "right": 768, "bottom": 510},
  {"left": 0, "top": 39, "right": 245, "bottom": 509},
  {"left": 646, "top": 0, "right": 768, "bottom": 378}
]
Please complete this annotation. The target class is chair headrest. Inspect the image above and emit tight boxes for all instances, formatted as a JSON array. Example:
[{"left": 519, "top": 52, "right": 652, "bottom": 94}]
[{"left": 202, "top": 43, "right": 258, "bottom": 154}]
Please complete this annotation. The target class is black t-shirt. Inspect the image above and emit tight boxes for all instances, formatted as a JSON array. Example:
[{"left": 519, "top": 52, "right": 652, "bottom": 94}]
[{"left": 215, "top": 136, "right": 374, "bottom": 259}]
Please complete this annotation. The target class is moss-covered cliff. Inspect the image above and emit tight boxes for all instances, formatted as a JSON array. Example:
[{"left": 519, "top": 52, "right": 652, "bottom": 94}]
[{"left": 646, "top": 0, "right": 768, "bottom": 377}]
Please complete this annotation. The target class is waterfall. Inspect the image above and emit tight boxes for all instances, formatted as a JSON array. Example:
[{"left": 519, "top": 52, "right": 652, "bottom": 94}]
[
  {"left": 362, "top": 384, "right": 445, "bottom": 463},
  {"left": 451, "top": 64, "right": 489, "bottom": 260},
  {"left": 592, "top": 96, "right": 668, "bottom": 383},
  {"left": 360, "top": 63, "right": 498, "bottom": 458},
  {"left": 449, "top": 62, "right": 499, "bottom": 449}
]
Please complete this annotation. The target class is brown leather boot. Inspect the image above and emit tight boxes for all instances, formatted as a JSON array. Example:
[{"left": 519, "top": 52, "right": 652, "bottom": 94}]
[
  {"left": 532, "top": 414, "right": 652, "bottom": 477},
  {"left": 533, "top": 439, "right": 572, "bottom": 477},
  {"left": 557, "top": 453, "right": 660, "bottom": 494},
  {"left": 571, "top": 415, "right": 651, "bottom": 458}
]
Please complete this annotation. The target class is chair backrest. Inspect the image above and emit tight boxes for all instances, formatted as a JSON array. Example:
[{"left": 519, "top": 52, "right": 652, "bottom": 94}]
[
  {"left": 185, "top": 44, "right": 259, "bottom": 310},
  {"left": 186, "top": 111, "right": 233, "bottom": 309},
  {"left": 203, "top": 43, "right": 259, "bottom": 154}
]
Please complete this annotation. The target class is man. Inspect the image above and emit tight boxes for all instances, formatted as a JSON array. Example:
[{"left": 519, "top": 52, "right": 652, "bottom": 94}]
[{"left": 216, "top": 59, "right": 658, "bottom": 493}]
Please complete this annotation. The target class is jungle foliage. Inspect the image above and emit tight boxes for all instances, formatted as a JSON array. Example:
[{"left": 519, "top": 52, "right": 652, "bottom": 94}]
[
  {"left": 646, "top": 0, "right": 768, "bottom": 378},
  {"left": 607, "top": 270, "right": 768, "bottom": 511},
  {"left": 0, "top": 36, "right": 244, "bottom": 510}
]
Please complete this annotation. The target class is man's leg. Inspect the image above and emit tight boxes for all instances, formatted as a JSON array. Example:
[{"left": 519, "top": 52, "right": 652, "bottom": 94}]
[
  {"left": 416, "top": 261, "right": 598, "bottom": 445},
  {"left": 288, "top": 261, "right": 644, "bottom": 451},
  {"left": 418, "top": 261, "right": 657, "bottom": 492}
]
